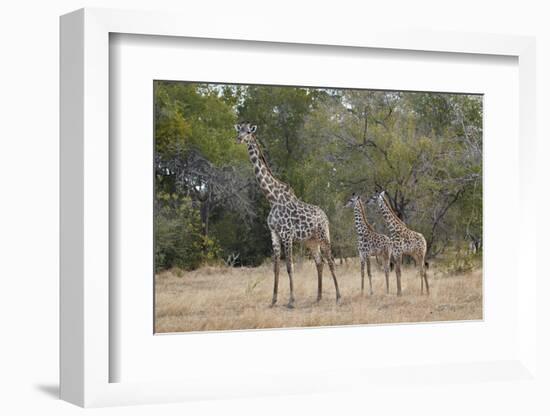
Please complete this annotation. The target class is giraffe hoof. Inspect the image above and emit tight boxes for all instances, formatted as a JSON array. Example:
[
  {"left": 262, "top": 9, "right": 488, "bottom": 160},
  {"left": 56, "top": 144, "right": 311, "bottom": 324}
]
[
  {"left": 270, "top": 299, "right": 277, "bottom": 307},
  {"left": 286, "top": 302, "right": 295, "bottom": 309}
]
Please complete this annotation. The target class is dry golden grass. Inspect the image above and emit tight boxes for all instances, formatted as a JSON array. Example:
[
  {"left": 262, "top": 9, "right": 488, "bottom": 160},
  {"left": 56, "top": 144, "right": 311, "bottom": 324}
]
[{"left": 154, "top": 257, "right": 482, "bottom": 333}]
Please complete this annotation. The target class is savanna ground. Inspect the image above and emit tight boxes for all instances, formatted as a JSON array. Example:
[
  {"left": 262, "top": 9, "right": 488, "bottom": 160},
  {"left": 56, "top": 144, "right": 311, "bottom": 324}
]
[{"left": 154, "top": 256, "right": 482, "bottom": 333}]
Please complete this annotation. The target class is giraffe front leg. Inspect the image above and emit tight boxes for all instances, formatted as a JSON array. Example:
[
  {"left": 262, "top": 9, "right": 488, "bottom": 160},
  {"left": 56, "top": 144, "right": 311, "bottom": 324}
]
[
  {"left": 270, "top": 231, "right": 281, "bottom": 306},
  {"left": 283, "top": 239, "right": 295, "bottom": 308},
  {"left": 366, "top": 257, "right": 373, "bottom": 296}
]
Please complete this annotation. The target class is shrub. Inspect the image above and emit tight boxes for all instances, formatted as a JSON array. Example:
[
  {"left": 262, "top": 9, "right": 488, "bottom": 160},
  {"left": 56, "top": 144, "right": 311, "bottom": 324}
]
[
  {"left": 155, "top": 196, "right": 220, "bottom": 271},
  {"left": 440, "top": 251, "right": 480, "bottom": 275}
]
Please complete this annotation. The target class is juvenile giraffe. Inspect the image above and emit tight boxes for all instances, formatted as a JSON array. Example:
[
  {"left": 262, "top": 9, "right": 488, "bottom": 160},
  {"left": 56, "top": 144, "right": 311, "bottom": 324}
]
[
  {"left": 368, "top": 191, "right": 429, "bottom": 296},
  {"left": 235, "top": 122, "right": 341, "bottom": 308},
  {"left": 345, "top": 193, "right": 392, "bottom": 295}
]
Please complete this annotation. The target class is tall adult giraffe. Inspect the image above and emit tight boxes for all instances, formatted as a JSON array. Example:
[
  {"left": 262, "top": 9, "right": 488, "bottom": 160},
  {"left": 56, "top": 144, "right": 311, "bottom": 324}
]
[
  {"left": 345, "top": 193, "right": 392, "bottom": 295},
  {"left": 368, "top": 191, "right": 429, "bottom": 295},
  {"left": 234, "top": 122, "right": 341, "bottom": 307}
]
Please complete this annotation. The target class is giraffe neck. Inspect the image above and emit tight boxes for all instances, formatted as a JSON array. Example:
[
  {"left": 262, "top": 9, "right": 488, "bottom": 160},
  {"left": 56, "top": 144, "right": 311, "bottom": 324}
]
[
  {"left": 246, "top": 137, "right": 293, "bottom": 204},
  {"left": 353, "top": 199, "right": 375, "bottom": 238},
  {"left": 377, "top": 195, "right": 408, "bottom": 236}
]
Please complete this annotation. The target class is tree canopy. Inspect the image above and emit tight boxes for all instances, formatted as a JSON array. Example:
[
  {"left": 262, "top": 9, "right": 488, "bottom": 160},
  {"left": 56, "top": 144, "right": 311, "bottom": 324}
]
[{"left": 154, "top": 81, "right": 482, "bottom": 270}]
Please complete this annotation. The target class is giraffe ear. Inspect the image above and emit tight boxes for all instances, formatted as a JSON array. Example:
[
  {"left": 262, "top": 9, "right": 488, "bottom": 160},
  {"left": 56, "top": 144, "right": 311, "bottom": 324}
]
[{"left": 250, "top": 125, "right": 257, "bottom": 133}]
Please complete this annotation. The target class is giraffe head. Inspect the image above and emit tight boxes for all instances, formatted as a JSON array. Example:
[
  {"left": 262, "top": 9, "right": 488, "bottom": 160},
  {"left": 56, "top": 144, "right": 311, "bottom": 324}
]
[
  {"left": 366, "top": 190, "right": 385, "bottom": 207},
  {"left": 234, "top": 122, "right": 257, "bottom": 144},
  {"left": 344, "top": 192, "right": 361, "bottom": 208}
]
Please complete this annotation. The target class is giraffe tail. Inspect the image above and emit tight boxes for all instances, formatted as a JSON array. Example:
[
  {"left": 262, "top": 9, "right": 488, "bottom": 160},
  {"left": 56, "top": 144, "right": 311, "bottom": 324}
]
[
  {"left": 389, "top": 253, "right": 395, "bottom": 271},
  {"left": 424, "top": 261, "right": 429, "bottom": 269}
]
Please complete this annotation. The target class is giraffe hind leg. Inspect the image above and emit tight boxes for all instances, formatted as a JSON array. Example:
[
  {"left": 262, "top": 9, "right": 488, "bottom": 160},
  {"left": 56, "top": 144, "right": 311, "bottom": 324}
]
[
  {"left": 306, "top": 239, "right": 324, "bottom": 303},
  {"left": 366, "top": 257, "right": 373, "bottom": 296},
  {"left": 416, "top": 253, "right": 429, "bottom": 295},
  {"left": 375, "top": 255, "right": 383, "bottom": 271},
  {"left": 313, "top": 246, "right": 323, "bottom": 302},
  {"left": 421, "top": 265, "right": 424, "bottom": 295},
  {"left": 394, "top": 255, "right": 403, "bottom": 296},
  {"left": 415, "top": 255, "right": 430, "bottom": 295},
  {"left": 384, "top": 250, "right": 391, "bottom": 294},
  {"left": 422, "top": 260, "right": 429, "bottom": 295},
  {"left": 320, "top": 241, "right": 341, "bottom": 303}
]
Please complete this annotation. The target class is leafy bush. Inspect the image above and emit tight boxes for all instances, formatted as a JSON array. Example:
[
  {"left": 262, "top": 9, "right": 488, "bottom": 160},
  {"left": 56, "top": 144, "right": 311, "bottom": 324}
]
[
  {"left": 155, "top": 196, "right": 220, "bottom": 271},
  {"left": 440, "top": 251, "right": 481, "bottom": 275}
]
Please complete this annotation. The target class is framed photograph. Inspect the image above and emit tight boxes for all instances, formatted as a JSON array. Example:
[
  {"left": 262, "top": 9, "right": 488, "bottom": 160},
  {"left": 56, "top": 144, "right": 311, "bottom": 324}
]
[{"left": 60, "top": 8, "right": 537, "bottom": 408}]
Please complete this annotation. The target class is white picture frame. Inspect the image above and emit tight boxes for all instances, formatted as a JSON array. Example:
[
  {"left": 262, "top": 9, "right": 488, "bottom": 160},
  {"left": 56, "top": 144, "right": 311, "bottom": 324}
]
[{"left": 60, "top": 7, "right": 537, "bottom": 408}]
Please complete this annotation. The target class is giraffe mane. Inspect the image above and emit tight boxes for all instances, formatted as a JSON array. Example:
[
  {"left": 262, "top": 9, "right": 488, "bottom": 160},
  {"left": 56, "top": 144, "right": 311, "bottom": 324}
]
[
  {"left": 251, "top": 134, "right": 274, "bottom": 176},
  {"left": 251, "top": 134, "right": 296, "bottom": 196},
  {"left": 381, "top": 192, "right": 408, "bottom": 228}
]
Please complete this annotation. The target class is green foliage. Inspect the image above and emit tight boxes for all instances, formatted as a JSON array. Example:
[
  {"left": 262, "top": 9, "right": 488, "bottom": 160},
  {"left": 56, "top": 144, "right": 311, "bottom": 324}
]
[
  {"left": 300, "top": 90, "right": 482, "bottom": 257},
  {"left": 154, "top": 82, "right": 482, "bottom": 272},
  {"left": 439, "top": 251, "right": 481, "bottom": 276},
  {"left": 154, "top": 81, "right": 247, "bottom": 172},
  {"left": 208, "top": 209, "right": 271, "bottom": 267},
  {"left": 155, "top": 195, "right": 220, "bottom": 271}
]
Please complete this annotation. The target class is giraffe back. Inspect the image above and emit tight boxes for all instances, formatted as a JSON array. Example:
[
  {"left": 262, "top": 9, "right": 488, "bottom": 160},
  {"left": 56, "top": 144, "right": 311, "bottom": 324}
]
[{"left": 268, "top": 199, "right": 331, "bottom": 244}]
